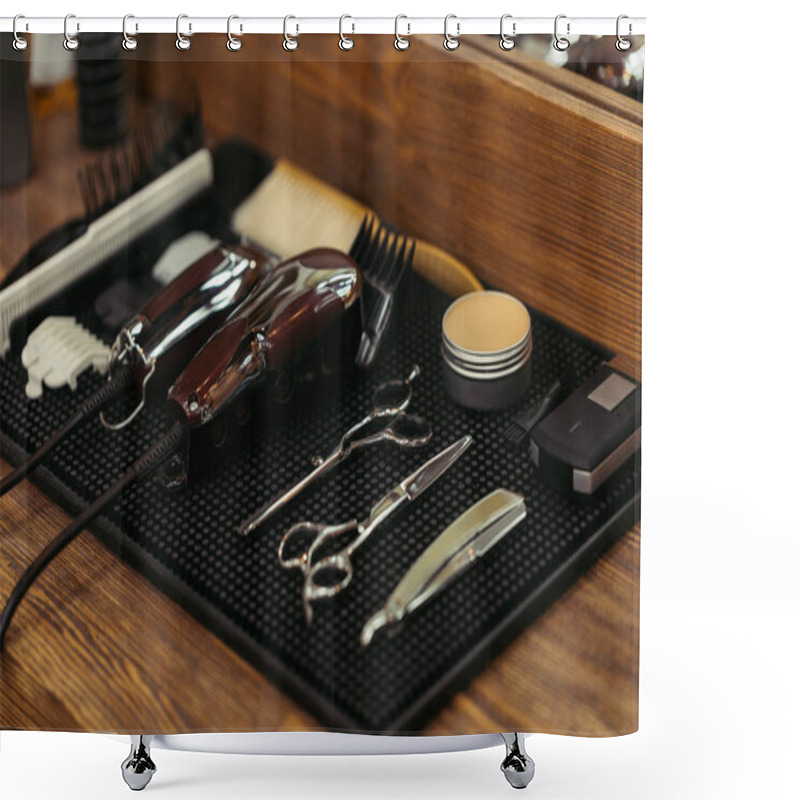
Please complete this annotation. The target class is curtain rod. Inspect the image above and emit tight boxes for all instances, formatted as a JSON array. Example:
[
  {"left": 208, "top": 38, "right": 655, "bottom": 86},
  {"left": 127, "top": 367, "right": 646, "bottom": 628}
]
[{"left": 1, "top": 15, "right": 646, "bottom": 37}]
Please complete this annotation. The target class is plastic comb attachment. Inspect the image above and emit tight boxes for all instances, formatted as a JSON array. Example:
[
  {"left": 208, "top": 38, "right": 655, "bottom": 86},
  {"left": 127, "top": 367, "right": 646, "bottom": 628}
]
[{"left": 21, "top": 317, "right": 110, "bottom": 399}]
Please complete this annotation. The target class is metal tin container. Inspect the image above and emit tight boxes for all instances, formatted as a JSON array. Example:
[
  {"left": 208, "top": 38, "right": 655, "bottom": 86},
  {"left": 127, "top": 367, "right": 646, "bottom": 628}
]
[{"left": 442, "top": 291, "right": 532, "bottom": 411}]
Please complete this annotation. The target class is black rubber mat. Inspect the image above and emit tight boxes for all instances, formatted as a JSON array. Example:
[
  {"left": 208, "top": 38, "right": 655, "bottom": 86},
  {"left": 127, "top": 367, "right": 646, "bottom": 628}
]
[
  {"left": 0, "top": 266, "right": 639, "bottom": 732},
  {"left": 0, "top": 140, "right": 639, "bottom": 730}
]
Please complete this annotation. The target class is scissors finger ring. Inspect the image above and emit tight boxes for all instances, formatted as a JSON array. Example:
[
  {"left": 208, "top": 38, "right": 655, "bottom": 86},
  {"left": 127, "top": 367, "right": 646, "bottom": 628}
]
[
  {"left": 306, "top": 553, "right": 355, "bottom": 601},
  {"left": 279, "top": 520, "right": 356, "bottom": 571}
]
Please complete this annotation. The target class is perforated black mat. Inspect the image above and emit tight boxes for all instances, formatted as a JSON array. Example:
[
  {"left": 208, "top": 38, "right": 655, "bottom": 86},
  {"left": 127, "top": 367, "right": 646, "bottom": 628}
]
[{"left": 1, "top": 265, "right": 639, "bottom": 735}]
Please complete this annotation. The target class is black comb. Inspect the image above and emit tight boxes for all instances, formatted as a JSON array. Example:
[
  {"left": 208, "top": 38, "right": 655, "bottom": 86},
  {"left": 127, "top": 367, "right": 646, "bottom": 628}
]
[{"left": 349, "top": 215, "right": 416, "bottom": 370}]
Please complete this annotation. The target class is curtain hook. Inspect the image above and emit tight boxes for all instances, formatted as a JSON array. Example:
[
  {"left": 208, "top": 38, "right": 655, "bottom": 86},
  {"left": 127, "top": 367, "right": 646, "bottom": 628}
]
[
  {"left": 394, "top": 15, "right": 410, "bottom": 51},
  {"left": 499, "top": 14, "right": 516, "bottom": 51},
  {"left": 443, "top": 14, "right": 460, "bottom": 51},
  {"left": 12, "top": 15, "right": 29, "bottom": 51},
  {"left": 122, "top": 15, "right": 138, "bottom": 51},
  {"left": 339, "top": 14, "right": 354, "bottom": 51},
  {"left": 63, "top": 13, "right": 80, "bottom": 51},
  {"left": 176, "top": 14, "right": 191, "bottom": 50},
  {"left": 227, "top": 15, "right": 243, "bottom": 51},
  {"left": 283, "top": 15, "right": 299, "bottom": 51},
  {"left": 616, "top": 14, "right": 632, "bottom": 51},
  {"left": 553, "top": 14, "right": 570, "bottom": 51}
]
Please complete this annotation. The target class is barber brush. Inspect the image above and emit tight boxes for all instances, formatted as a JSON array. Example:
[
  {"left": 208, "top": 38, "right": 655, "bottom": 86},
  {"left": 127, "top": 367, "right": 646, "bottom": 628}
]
[{"left": 0, "top": 248, "right": 360, "bottom": 652}]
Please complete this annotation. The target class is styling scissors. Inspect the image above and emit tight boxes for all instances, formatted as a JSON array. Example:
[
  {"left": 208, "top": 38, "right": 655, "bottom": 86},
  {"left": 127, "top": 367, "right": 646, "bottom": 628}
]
[
  {"left": 238, "top": 365, "right": 431, "bottom": 535},
  {"left": 277, "top": 435, "right": 473, "bottom": 623}
]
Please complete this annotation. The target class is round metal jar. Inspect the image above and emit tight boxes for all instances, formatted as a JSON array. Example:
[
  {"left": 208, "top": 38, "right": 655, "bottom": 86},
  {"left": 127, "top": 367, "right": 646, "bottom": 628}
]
[{"left": 442, "top": 291, "right": 532, "bottom": 411}]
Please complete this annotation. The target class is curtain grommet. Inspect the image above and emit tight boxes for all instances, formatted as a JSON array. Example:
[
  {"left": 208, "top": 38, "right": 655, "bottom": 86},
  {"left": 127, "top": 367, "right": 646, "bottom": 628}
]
[
  {"left": 12, "top": 15, "right": 29, "bottom": 51},
  {"left": 394, "top": 15, "right": 410, "bottom": 50},
  {"left": 227, "top": 15, "right": 243, "bottom": 51},
  {"left": 616, "top": 15, "right": 632, "bottom": 51},
  {"left": 553, "top": 14, "right": 570, "bottom": 51},
  {"left": 339, "top": 15, "right": 354, "bottom": 51},
  {"left": 443, "top": 14, "right": 460, "bottom": 51},
  {"left": 283, "top": 15, "right": 299, "bottom": 51},
  {"left": 499, "top": 14, "right": 516, "bottom": 51},
  {"left": 122, "top": 14, "right": 138, "bottom": 51},
  {"left": 176, "top": 14, "right": 192, "bottom": 51},
  {"left": 63, "top": 13, "right": 80, "bottom": 51}
]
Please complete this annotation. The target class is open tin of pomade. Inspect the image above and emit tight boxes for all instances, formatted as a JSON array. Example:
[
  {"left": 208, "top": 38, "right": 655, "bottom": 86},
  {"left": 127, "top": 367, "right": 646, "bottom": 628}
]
[{"left": 442, "top": 291, "right": 532, "bottom": 410}]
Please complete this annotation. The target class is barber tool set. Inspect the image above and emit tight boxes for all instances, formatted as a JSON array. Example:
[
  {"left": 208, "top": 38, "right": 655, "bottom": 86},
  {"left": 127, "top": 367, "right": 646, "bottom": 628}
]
[{"left": 0, "top": 104, "right": 640, "bottom": 732}]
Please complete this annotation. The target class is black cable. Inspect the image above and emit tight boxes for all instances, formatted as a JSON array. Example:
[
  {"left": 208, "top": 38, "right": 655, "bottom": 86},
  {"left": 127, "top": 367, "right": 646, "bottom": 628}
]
[
  {"left": 0, "top": 421, "right": 184, "bottom": 652},
  {"left": 0, "top": 365, "right": 133, "bottom": 498}
]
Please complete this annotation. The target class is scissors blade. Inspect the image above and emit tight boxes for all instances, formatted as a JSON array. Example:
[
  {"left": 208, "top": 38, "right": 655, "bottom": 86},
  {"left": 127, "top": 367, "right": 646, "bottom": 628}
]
[
  {"left": 238, "top": 450, "right": 341, "bottom": 536},
  {"left": 399, "top": 435, "right": 473, "bottom": 501}
]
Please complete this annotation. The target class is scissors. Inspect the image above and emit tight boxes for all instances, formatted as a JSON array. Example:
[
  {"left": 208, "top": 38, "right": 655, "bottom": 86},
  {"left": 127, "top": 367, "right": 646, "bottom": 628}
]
[
  {"left": 238, "top": 365, "right": 431, "bottom": 535},
  {"left": 278, "top": 435, "right": 473, "bottom": 623}
]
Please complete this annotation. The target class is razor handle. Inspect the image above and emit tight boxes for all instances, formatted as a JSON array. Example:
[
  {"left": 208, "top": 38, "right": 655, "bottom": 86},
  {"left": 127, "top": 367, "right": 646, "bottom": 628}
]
[{"left": 169, "top": 248, "right": 361, "bottom": 429}]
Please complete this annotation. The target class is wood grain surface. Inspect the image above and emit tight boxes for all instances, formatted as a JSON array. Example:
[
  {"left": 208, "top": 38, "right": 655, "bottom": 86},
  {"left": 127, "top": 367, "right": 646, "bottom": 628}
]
[
  {"left": 0, "top": 39, "right": 640, "bottom": 736},
  {"left": 134, "top": 34, "right": 642, "bottom": 380}
]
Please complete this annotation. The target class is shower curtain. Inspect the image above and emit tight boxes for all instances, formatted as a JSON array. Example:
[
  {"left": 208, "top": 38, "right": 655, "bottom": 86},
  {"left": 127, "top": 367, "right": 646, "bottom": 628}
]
[{"left": 0, "top": 22, "right": 642, "bottom": 760}]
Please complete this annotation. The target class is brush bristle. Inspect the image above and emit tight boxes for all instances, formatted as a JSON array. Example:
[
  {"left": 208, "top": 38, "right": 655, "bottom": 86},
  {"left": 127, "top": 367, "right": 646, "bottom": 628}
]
[
  {"left": 231, "top": 160, "right": 368, "bottom": 258},
  {"left": 501, "top": 421, "right": 531, "bottom": 450},
  {"left": 231, "top": 159, "right": 485, "bottom": 301}
]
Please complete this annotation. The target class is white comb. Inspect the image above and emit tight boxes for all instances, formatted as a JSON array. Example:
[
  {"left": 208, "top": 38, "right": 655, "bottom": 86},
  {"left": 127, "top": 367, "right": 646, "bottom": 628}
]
[
  {"left": 21, "top": 317, "right": 110, "bottom": 399},
  {"left": 0, "top": 148, "right": 213, "bottom": 357}
]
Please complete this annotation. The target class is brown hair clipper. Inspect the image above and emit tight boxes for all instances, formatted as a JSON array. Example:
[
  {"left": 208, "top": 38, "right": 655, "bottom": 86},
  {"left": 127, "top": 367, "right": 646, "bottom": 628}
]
[{"left": 165, "top": 248, "right": 361, "bottom": 484}]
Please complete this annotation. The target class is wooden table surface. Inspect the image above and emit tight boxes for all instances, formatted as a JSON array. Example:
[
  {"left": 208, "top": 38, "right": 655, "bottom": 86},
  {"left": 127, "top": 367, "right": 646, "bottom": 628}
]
[{"left": 0, "top": 75, "right": 639, "bottom": 736}]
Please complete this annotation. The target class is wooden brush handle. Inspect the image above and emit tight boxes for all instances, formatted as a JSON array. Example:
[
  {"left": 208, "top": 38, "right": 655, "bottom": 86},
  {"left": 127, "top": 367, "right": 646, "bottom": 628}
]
[{"left": 168, "top": 248, "right": 360, "bottom": 427}]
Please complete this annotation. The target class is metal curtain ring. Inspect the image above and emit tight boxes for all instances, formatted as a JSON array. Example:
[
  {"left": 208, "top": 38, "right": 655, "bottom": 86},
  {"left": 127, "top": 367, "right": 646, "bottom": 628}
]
[
  {"left": 227, "top": 15, "right": 242, "bottom": 51},
  {"left": 176, "top": 14, "right": 191, "bottom": 50},
  {"left": 283, "top": 15, "right": 298, "bottom": 51},
  {"left": 122, "top": 14, "right": 138, "bottom": 51},
  {"left": 339, "top": 14, "right": 354, "bottom": 51},
  {"left": 499, "top": 14, "right": 516, "bottom": 50},
  {"left": 63, "top": 13, "right": 79, "bottom": 51},
  {"left": 553, "top": 14, "right": 570, "bottom": 51},
  {"left": 443, "top": 14, "right": 459, "bottom": 51},
  {"left": 616, "top": 14, "right": 632, "bottom": 51},
  {"left": 394, "top": 15, "right": 410, "bottom": 50},
  {"left": 12, "top": 15, "right": 29, "bottom": 51}
]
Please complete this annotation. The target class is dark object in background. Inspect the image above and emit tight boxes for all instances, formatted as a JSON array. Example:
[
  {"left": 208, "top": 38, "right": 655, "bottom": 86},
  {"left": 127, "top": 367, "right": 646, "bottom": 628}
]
[
  {"left": 76, "top": 32, "right": 127, "bottom": 147},
  {"left": 94, "top": 280, "right": 153, "bottom": 331},
  {"left": 501, "top": 366, "right": 573, "bottom": 450},
  {"left": 0, "top": 33, "right": 33, "bottom": 187},
  {"left": 562, "top": 35, "right": 645, "bottom": 101},
  {"left": 530, "top": 363, "right": 641, "bottom": 495},
  {"left": 0, "top": 97, "right": 204, "bottom": 295}
]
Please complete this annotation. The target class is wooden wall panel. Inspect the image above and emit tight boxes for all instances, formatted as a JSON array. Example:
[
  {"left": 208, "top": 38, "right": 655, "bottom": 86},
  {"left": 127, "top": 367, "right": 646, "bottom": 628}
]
[{"left": 134, "top": 34, "right": 642, "bottom": 377}]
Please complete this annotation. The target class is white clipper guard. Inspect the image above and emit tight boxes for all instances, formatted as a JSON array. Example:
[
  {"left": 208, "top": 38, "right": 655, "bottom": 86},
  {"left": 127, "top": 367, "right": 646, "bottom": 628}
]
[
  {"left": 151, "top": 231, "right": 219, "bottom": 285},
  {"left": 21, "top": 317, "right": 110, "bottom": 399}
]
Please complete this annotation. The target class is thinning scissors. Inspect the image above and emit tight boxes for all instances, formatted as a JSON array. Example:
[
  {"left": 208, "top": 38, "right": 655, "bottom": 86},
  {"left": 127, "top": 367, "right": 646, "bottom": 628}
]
[
  {"left": 238, "top": 365, "right": 430, "bottom": 535},
  {"left": 278, "top": 435, "right": 473, "bottom": 623}
]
